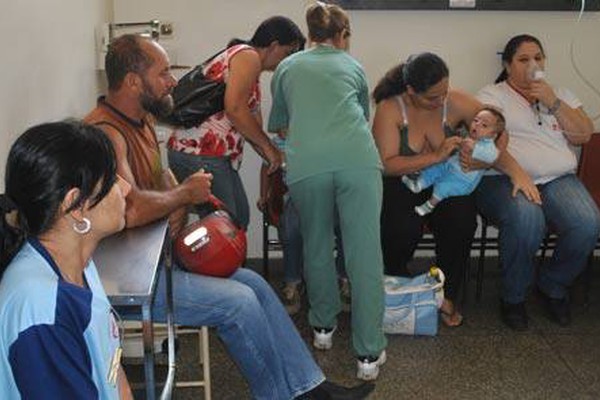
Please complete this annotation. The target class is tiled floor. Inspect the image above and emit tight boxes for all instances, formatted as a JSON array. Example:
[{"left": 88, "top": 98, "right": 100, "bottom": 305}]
[{"left": 125, "top": 257, "right": 600, "bottom": 399}]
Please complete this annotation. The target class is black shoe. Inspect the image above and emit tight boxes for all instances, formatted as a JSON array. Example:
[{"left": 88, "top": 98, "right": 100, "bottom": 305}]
[
  {"left": 500, "top": 300, "right": 528, "bottom": 331},
  {"left": 538, "top": 290, "right": 571, "bottom": 326},
  {"left": 297, "top": 380, "right": 375, "bottom": 400}
]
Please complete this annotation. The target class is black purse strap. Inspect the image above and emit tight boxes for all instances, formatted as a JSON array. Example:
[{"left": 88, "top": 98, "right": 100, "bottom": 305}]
[{"left": 200, "top": 48, "right": 226, "bottom": 67}]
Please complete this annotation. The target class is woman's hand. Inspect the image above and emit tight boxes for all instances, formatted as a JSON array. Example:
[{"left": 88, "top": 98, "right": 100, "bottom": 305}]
[
  {"left": 459, "top": 138, "right": 493, "bottom": 172},
  {"left": 435, "top": 136, "right": 463, "bottom": 163},
  {"left": 510, "top": 168, "right": 542, "bottom": 205},
  {"left": 257, "top": 194, "right": 269, "bottom": 212},
  {"left": 459, "top": 138, "right": 475, "bottom": 171},
  {"left": 528, "top": 79, "right": 557, "bottom": 109},
  {"left": 262, "top": 143, "right": 284, "bottom": 174},
  {"left": 530, "top": 80, "right": 593, "bottom": 145}
]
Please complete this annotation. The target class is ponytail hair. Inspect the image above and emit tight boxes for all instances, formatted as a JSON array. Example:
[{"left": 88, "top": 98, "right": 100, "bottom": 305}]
[
  {"left": 495, "top": 33, "right": 545, "bottom": 84},
  {"left": 373, "top": 52, "right": 449, "bottom": 104},
  {"left": 306, "top": 2, "right": 350, "bottom": 42},
  {"left": 0, "top": 121, "right": 117, "bottom": 277},
  {"left": 0, "top": 195, "right": 24, "bottom": 278},
  {"left": 228, "top": 16, "right": 305, "bottom": 50},
  {"left": 373, "top": 63, "right": 407, "bottom": 104}
]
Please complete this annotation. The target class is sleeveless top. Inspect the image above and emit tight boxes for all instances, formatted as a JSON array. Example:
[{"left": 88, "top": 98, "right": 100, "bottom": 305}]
[
  {"left": 85, "top": 97, "right": 163, "bottom": 191},
  {"left": 167, "top": 44, "right": 261, "bottom": 169},
  {"left": 396, "top": 96, "right": 458, "bottom": 157}
]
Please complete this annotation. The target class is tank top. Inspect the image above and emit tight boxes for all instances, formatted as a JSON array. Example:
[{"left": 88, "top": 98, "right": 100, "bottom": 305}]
[
  {"left": 85, "top": 97, "right": 163, "bottom": 191},
  {"left": 168, "top": 44, "right": 261, "bottom": 169},
  {"left": 396, "top": 96, "right": 458, "bottom": 156}
]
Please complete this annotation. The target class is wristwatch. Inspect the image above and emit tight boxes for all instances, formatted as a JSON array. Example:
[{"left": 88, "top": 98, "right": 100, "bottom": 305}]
[{"left": 548, "top": 98, "right": 562, "bottom": 115}]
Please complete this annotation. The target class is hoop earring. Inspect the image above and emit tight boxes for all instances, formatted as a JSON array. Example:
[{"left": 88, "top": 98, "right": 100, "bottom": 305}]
[{"left": 73, "top": 218, "right": 91, "bottom": 235}]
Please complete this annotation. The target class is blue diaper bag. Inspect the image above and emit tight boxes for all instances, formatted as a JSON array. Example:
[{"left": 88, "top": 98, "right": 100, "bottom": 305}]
[{"left": 383, "top": 267, "right": 445, "bottom": 336}]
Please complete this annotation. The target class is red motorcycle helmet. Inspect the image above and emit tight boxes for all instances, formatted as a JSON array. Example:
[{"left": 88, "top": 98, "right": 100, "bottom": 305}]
[{"left": 174, "top": 195, "right": 246, "bottom": 278}]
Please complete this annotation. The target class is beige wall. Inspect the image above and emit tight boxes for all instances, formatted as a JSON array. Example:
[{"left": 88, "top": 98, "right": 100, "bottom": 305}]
[
  {"left": 119, "top": 1, "right": 600, "bottom": 256},
  {"left": 0, "top": 0, "right": 111, "bottom": 183}
]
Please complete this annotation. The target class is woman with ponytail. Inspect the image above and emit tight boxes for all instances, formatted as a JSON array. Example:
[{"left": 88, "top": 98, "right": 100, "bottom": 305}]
[
  {"left": 0, "top": 121, "right": 133, "bottom": 399},
  {"left": 371, "top": 52, "right": 531, "bottom": 328},
  {"left": 269, "top": 2, "right": 387, "bottom": 381},
  {"left": 475, "top": 34, "right": 599, "bottom": 331},
  {"left": 168, "top": 16, "right": 305, "bottom": 228}
]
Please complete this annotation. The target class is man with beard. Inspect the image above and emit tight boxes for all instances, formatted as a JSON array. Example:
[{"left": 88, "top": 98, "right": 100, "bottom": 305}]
[{"left": 85, "top": 34, "right": 374, "bottom": 400}]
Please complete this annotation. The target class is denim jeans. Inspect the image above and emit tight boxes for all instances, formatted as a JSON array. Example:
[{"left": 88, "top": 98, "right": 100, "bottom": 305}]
[
  {"left": 168, "top": 150, "right": 250, "bottom": 228},
  {"left": 476, "top": 174, "right": 600, "bottom": 303},
  {"left": 149, "top": 267, "right": 324, "bottom": 399},
  {"left": 279, "top": 195, "right": 346, "bottom": 284}
]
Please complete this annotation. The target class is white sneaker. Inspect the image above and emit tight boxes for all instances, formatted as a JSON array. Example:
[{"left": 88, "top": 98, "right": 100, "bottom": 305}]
[
  {"left": 313, "top": 326, "right": 336, "bottom": 350},
  {"left": 356, "top": 350, "right": 387, "bottom": 381}
]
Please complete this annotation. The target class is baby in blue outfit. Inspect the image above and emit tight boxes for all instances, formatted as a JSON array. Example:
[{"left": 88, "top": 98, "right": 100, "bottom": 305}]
[{"left": 403, "top": 106, "right": 505, "bottom": 216}]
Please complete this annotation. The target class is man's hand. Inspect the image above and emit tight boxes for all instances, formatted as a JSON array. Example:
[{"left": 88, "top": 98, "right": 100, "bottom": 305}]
[
  {"left": 182, "top": 169, "right": 213, "bottom": 204},
  {"left": 168, "top": 207, "right": 188, "bottom": 238}
]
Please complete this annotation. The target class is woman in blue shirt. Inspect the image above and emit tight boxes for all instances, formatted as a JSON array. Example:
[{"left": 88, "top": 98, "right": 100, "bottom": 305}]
[{"left": 0, "top": 121, "right": 133, "bottom": 399}]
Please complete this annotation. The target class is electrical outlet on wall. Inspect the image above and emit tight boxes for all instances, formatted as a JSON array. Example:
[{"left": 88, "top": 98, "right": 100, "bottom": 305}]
[
  {"left": 449, "top": 0, "right": 476, "bottom": 8},
  {"left": 160, "top": 22, "right": 174, "bottom": 38}
]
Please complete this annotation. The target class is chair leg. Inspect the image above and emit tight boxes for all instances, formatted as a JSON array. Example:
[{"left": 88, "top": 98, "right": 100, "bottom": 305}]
[
  {"left": 584, "top": 253, "right": 593, "bottom": 306},
  {"left": 201, "top": 326, "right": 211, "bottom": 400},
  {"left": 262, "top": 213, "right": 270, "bottom": 280},
  {"left": 538, "top": 234, "right": 549, "bottom": 268},
  {"left": 476, "top": 222, "right": 488, "bottom": 302},
  {"left": 461, "top": 255, "right": 470, "bottom": 306}
]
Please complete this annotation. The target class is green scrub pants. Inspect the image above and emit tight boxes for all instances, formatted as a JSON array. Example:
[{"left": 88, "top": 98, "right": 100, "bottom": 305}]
[{"left": 288, "top": 168, "right": 387, "bottom": 357}]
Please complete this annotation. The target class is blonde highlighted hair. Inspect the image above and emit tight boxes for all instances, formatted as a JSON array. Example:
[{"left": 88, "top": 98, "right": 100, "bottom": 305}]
[{"left": 306, "top": 1, "right": 349, "bottom": 42}]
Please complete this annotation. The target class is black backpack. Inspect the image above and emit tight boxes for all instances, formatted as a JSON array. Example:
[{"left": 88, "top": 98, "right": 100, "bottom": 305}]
[{"left": 162, "top": 50, "right": 226, "bottom": 129}]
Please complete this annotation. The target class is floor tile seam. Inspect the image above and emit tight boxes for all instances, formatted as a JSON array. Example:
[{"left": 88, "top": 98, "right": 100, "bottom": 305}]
[{"left": 538, "top": 330, "right": 587, "bottom": 387}]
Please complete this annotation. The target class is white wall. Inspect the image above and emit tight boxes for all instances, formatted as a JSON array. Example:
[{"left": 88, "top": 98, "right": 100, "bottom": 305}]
[
  {"left": 114, "top": 0, "right": 600, "bottom": 257},
  {"left": 0, "top": 0, "right": 112, "bottom": 184}
]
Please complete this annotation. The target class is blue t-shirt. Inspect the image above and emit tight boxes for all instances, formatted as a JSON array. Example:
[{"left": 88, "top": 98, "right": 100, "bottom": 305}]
[{"left": 0, "top": 239, "right": 120, "bottom": 399}]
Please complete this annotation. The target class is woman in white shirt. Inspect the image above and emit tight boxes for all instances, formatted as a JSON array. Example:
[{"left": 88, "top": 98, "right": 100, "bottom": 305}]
[{"left": 475, "top": 34, "right": 600, "bottom": 331}]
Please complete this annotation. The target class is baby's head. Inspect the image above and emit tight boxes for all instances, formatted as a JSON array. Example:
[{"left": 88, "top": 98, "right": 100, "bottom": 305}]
[{"left": 469, "top": 106, "right": 505, "bottom": 140}]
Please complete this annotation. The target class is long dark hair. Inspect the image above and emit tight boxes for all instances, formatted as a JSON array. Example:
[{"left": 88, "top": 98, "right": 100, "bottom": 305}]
[
  {"left": 373, "top": 52, "right": 449, "bottom": 104},
  {"left": 228, "top": 16, "right": 306, "bottom": 50},
  {"left": 0, "top": 121, "right": 117, "bottom": 275},
  {"left": 495, "top": 34, "right": 545, "bottom": 83}
]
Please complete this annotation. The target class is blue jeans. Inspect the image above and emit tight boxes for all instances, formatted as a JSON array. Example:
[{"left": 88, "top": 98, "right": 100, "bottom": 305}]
[
  {"left": 168, "top": 150, "right": 250, "bottom": 229},
  {"left": 476, "top": 174, "right": 600, "bottom": 303},
  {"left": 150, "top": 267, "right": 324, "bottom": 399},
  {"left": 279, "top": 195, "right": 346, "bottom": 284}
]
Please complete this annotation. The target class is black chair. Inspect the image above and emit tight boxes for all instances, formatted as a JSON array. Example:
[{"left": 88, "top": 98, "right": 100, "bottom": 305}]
[{"left": 262, "top": 211, "right": 282, "bottom": 281}]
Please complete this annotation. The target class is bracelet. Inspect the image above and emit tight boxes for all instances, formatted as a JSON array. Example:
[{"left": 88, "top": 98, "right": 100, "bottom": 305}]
[{"left": 548, "top": 98, "right": 562, "bottom": 115}]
